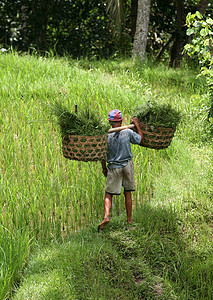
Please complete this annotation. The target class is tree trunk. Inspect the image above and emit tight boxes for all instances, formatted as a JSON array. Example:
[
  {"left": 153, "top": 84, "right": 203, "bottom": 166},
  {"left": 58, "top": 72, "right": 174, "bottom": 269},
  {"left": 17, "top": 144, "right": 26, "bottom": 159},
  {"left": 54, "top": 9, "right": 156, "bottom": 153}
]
[
  {"left": 132, "top": 0, "right": 151, "bottom": 60},
  {"left": 39, "top": 0, "right": 49, "bottom": 51},
  {"left": 20, "top": 3, "right": 29, "bottom": 50},
  {"left": 31, "top": 0, "right": 49, "bottom": 52},
  {"left": 168, "top": 0, "right": 185, "bottom": 67},
  {"left": 130, "top": 0, "right": 138, "bottom": 41},
  {"left": 197, "top": 0, "right": 209, "bottom": 15}
]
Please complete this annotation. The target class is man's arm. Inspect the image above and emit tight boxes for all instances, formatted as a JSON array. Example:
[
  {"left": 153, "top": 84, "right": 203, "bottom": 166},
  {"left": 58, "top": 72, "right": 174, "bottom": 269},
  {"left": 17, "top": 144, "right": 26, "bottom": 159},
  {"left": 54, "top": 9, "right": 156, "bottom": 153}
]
[
  {"left": 131, "top": 117, "right": 144, "bottom": 145},
  {"left": 101, "top": 159, "right": 108, "bottom": 177}
]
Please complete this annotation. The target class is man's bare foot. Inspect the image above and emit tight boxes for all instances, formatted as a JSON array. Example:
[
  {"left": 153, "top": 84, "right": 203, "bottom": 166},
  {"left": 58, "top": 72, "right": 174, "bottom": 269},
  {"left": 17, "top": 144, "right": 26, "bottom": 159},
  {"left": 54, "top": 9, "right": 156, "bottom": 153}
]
[
  {"left": 126, "top": 220, "right": 136, "bottom": 231},
  {"left": 127, "top": 220, "right": 134, "bottom": 224},
  {"left": 98, "top": 218, "right": 110, "bottom": 232}
]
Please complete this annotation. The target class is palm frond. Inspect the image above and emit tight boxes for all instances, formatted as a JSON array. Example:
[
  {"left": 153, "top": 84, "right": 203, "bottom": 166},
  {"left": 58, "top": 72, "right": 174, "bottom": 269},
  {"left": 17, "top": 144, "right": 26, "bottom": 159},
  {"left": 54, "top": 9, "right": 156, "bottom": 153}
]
[{"left": 106, "top": 0, "right": 125, "bottom": 35}]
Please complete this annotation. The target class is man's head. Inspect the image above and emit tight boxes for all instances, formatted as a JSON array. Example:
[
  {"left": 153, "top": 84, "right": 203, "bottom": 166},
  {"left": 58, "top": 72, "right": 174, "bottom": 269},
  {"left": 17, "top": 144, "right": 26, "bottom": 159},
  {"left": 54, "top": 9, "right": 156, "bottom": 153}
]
[
  {"left": 108, "top": 109, "right": 122, "bottom": 122},
  {"left": 108, "top": 109, "right": 123, "bottom": 127}
]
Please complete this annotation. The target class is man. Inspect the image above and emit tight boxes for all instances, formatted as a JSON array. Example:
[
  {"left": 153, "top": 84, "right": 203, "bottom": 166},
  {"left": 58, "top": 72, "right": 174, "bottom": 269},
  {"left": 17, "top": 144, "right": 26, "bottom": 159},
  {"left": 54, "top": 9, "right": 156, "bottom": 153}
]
[{"left": 98, "top": 109, "right": 144, "bottom": 232}]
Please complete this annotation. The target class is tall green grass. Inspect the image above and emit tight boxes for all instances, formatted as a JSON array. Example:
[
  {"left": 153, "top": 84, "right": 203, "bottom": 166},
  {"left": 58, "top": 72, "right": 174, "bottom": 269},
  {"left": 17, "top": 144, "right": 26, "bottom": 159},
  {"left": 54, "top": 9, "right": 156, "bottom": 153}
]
[
  {"left": 1, "top": 52, "right": 212, "bottom": 298},
  {"left": 0, "top": 226, "right": 31, "bottom": 299},
  {"left": 1, "top": 53, "right": 188, "bottom": 240}
]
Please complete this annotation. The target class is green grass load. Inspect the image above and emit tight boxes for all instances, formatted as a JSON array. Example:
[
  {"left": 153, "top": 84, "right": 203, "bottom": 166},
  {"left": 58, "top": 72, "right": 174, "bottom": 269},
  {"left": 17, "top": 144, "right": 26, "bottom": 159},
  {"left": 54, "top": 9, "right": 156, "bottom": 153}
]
[
  {"left": 132, "top": 101, "right": 182, "bottom": 129},
  {"left": 51, "top": 102, "right": 110, "bottom": 136}
]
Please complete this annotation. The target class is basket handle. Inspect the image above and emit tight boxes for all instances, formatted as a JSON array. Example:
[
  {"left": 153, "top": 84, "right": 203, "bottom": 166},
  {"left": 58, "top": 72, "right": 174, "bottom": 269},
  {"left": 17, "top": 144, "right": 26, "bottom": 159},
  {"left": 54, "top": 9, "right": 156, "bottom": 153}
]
[{"left": 108, "top": 124, "right": 135, "bottom": 133}]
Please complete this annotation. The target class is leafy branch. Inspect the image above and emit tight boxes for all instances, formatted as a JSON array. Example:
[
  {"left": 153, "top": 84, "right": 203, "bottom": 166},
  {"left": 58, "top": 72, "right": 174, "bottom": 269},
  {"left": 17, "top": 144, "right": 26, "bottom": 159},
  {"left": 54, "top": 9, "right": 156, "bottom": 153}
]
[{"left": 184, "top": 11, "right": 213, "bottom": 120}]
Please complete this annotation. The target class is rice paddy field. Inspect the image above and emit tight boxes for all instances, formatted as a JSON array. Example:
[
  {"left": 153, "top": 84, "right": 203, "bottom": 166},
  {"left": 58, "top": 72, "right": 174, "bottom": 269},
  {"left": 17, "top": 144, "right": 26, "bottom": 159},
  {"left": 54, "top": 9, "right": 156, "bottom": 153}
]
[{"left": 0, "top": 52, "right": 213, "bottom": 299}]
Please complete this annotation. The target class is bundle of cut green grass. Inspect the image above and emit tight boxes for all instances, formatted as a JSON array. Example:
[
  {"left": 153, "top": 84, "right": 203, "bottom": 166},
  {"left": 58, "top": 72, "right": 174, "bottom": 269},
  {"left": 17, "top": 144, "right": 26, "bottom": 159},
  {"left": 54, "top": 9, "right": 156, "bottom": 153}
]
[
  {"left": 132, "top": 101, "right": 182, "bottom": 150},
  {"left": 51, "top": 102, "right": 110, "bottom": 161},
  {"left": 132, "top": 101, "right": 182, "bottom": 129},
  {"left": 51, "top": 102, "right": 110, "bottom": 136}
]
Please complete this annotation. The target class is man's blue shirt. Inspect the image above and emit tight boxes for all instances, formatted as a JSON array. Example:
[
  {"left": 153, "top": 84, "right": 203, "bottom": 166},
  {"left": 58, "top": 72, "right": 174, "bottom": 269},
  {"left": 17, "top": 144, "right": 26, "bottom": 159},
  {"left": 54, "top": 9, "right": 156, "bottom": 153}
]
[{"left": 107, "top": 129, "right": 141, "bottom": 169}]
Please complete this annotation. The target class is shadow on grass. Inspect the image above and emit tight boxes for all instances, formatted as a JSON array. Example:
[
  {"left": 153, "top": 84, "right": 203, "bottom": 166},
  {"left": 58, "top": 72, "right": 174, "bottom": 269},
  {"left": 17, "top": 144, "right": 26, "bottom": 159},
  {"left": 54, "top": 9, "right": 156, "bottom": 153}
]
[
  {"left": 103, "top": 203, "right": 213, "bottom": 300},
  {"left": 13, "top": 203, "right": 212, "bottom": 300}
]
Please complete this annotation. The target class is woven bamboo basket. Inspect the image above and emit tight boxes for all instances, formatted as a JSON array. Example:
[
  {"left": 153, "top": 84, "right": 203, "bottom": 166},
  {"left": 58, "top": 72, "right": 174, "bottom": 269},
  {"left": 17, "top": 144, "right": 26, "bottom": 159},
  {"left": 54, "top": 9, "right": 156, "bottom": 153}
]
[
  {"left": 62, "top": 134, "right": 108, "bottom": 162},
  {"left": 139, "top": 122, "right": 176, "bottom": 150}
]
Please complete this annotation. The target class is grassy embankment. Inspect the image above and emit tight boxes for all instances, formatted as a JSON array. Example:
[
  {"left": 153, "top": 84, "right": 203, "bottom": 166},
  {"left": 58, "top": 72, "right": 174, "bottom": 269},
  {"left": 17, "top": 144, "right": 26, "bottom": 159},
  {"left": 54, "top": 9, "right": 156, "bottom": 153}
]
[{"left": 0, "top": 52, "right": 212, "bottom": 299}]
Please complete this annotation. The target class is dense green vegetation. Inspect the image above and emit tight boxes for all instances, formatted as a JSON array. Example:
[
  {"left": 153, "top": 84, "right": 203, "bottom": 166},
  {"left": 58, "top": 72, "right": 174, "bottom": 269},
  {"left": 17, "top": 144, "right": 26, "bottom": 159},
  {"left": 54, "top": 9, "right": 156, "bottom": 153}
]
[
  {"left": 0, "top": 0, "right": 112, "bottom": 57},
  {"left": 1, "top": 1, "right": 212, "bottom": 61},
  {"left": 184, "top": 12, "right": 213, "bottom": 122},
  {"left": 132, "top": 101, "right": 182, "bottom": 128},
  {"left": 1, "top": 52, "right": 212, "bottom": 299},
  {"left": 51, "top": 102, "right": 110, "bottom": 136}
]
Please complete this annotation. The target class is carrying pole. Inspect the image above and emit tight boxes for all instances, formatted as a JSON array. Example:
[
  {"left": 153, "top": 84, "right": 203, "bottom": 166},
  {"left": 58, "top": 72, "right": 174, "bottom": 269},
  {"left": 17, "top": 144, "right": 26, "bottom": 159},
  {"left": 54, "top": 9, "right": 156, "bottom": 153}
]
[{"left": 108, "top": 124, "right": 135, "bottom": 133}]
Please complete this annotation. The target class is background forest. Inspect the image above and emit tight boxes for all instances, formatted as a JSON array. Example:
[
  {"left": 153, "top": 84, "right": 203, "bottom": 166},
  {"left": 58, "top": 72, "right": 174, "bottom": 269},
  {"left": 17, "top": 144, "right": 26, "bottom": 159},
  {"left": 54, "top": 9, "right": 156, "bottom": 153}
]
[{"left": 0, "top": 0, "right": 212, "bottom": 65}]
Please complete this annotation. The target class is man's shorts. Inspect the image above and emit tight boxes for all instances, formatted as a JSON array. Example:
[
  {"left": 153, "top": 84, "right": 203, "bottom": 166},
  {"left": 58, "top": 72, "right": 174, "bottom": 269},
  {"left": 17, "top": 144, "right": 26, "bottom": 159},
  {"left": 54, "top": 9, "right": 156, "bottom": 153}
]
[{"left": 105, "top": 160, "right": 135, "bottom": 195}]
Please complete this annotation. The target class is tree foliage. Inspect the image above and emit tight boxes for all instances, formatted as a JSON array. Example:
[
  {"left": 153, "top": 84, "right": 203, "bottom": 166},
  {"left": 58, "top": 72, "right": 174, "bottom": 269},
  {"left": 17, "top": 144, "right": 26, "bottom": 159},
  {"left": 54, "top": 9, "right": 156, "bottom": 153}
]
[
  {"left": 0, "top": 0, "right": 212, "bottom": 61},
  {"left": 147, "top": 0, "right": 212, "bottom": 64},
  {"left": 184, "top": 11, "right": 213, "bottom": 119},
  {"left": 0, "top": 0, "right": 115, "bottom": 58},
  {"left": 184, "top": 11, "right": 213, "bottom": 66}
]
